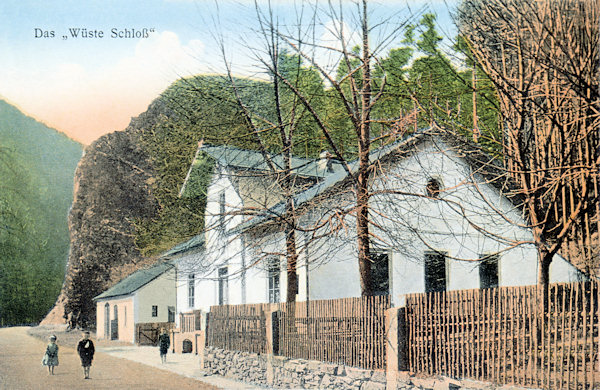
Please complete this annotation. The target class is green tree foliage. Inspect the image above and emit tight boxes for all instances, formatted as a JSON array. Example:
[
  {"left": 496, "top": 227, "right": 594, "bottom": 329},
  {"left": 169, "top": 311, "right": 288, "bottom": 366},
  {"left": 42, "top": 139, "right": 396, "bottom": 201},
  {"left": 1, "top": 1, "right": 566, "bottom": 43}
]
[
  {"left": 275, "top": 51, "right": 328, "bottom": 158},
  {"left": 133, "top": 75, "right": 280, "bottom": 256},
  {"left": 0, "top": 100, "right": 82, "bottom": 325},
  {"left": 0, "top": 149, "right": 63, "bottom": 325},
  {"left": 400, "top": 13, "right": 500, "bottom": 154}
]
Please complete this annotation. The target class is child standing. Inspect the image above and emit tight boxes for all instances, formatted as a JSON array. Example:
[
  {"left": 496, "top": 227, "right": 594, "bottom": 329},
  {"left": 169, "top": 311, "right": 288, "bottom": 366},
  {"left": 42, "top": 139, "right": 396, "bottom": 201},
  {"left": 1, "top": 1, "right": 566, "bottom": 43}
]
[
  {"left": 77, "top": 331, "right": 95, "bottom": 379},
  {"left": 158, "top": 328, "right": 170, "bottom": 364},
  {"left": 42, "top": 335, "right": 59, "bottom": 375}
]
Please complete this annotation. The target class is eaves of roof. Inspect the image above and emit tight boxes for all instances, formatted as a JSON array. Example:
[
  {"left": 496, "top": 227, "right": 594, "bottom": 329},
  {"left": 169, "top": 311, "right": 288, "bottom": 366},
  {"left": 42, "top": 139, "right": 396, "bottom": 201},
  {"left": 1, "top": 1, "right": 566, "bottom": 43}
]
[
  {"left": 230, "top": 127, "right": 432, "bottom": 234},
  {"left": 159, "top": 234, "right": 205, "bottom": 258},
  {"left": 93, "top": 262, "right": 174, "bottom": 301}
]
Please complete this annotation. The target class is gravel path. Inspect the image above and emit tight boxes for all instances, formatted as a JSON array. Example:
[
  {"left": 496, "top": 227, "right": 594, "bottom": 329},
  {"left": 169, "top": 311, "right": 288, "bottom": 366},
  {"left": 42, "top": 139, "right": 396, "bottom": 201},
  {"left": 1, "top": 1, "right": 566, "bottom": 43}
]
[{"left": 0, "top": 327, "right": 218, "bottom": 390}]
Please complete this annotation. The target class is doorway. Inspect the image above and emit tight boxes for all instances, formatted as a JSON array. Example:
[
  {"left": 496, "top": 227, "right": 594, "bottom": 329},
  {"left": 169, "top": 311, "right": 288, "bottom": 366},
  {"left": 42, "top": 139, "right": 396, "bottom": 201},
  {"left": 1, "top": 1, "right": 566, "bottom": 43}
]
[
  {"left": 111, "top": 305, "right": 119, "bottom": 340},
  {"left": 104, "top": 303, "right": 110, "bottom": 339}
]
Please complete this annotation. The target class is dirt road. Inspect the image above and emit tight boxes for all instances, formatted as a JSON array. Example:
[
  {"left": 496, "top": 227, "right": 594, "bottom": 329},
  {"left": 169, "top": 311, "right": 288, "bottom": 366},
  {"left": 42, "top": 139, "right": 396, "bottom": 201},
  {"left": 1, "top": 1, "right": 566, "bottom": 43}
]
[{"left": 0, "top": 327, "right": 218, "bottom": 390}]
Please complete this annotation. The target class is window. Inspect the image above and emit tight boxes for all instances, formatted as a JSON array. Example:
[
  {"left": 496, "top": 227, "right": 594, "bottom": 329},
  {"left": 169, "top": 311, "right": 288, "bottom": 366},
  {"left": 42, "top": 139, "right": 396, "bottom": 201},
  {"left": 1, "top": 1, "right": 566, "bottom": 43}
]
[
  {"left": 426, "top": 178, "right": 442, "bottom": 198},
  {"left": 479, "top": 255, "right": 499, "bottom": 289},
  {"left": 188, "top": 274, "right": 195, "bottom": 307},
  {"left": 152, "top": 305, "right": 158, "bottom": 317},
  {"left": 267, "top": 258, "right": 280, "bottom": 303},
  {"left": 218, "top": 267, "right": 228, "bottom": 305},
  {"left": 424, "top": 251, "right": 446, "bottom": 293},
  {"left": 219, "top": 192, "right": 226, "bottom": 229},
  {"left": 124, "top": 306, "right": 127, "bottom": 326},
  {"left": 168, "top": 306, "right": 175, "bottom": 323},
  {"left": 370, "top": 253, "right": 390, "bottom": 296}
]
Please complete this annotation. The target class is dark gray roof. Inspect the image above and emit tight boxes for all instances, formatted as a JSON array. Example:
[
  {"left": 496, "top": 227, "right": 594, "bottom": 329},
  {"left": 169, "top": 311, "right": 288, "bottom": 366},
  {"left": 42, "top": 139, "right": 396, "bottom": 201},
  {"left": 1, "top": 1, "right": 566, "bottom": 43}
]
[
  {"left": 94, "top": 262, "right": 174, "bottom": 300},
  {"left": 160, "top": 234, "right": 205, "bottom": 258},
  {"left": 231, "top": 126, "right": 515, "bottom": 233},
  {"left": 231, "top": 130, "right": 427, "bottom": 233},
  {"left": 201, "top": 144, "right": 344, "bottom": 178},
  {"left": 179, "top": 144, "right": 345, "bottom": 198}
]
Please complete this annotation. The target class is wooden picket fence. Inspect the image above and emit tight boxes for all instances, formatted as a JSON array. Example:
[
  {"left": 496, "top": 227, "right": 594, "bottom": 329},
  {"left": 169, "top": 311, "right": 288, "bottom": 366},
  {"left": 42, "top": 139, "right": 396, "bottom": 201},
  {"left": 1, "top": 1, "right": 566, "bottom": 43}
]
[
  {"left": 205, "top": 296, "right": 391, "bottom": 370},
  {"left": 405, "top": 281, "right": 600, "bottom": 389},
  {"left": 205, "top": 303, "right": 269, "bottom": 354},
  {"left": 277, "top": 295, "right": 391, "bottom": 370}
]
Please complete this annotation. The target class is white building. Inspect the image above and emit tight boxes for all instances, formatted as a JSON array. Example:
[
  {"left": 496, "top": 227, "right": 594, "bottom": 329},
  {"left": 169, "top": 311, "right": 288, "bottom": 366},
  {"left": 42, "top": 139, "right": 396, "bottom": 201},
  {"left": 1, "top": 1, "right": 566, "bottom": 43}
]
[
  {"left": 94, "top": 262, "right": 176, "bottom": 344},
  {"left": 171, "top": 129, "right": 584, "bottom": 325}
]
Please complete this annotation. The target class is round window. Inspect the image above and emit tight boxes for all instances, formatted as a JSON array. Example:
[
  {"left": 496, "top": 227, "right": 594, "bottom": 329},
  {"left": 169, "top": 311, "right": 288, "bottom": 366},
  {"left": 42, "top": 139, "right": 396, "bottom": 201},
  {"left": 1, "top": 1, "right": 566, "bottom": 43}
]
[{"left": 426, "top": 178, "right": 442, "bottom": 198}]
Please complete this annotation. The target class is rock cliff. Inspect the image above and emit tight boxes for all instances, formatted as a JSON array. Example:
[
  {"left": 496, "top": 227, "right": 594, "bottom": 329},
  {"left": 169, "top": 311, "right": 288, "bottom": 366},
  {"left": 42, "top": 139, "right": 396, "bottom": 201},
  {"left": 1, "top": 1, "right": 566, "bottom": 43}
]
[{"left": 42, "top": 101, "right": 166, "bottom": 326}]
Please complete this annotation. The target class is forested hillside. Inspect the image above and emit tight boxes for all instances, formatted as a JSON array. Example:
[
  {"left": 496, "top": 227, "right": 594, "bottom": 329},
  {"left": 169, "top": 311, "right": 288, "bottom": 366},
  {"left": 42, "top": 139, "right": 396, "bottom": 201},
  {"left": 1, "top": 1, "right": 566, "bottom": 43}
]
[{"left": 0, "top": 100, "right": 82, "bottom": 325}]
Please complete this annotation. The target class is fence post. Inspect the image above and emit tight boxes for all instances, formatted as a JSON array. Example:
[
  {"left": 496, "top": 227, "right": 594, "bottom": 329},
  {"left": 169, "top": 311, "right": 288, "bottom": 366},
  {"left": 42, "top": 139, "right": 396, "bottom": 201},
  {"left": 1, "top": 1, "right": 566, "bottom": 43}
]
[
  {"left": 272, "top": 310, "right": 280, "bottom": 355},
  {"left": 386, "top": 300, "right": 408, "bottom": 389},
  {"left": 198, "top": 330, "right": 206, "bottom": 369},
  {"left": 386, "top": 307, "right": 400, "bottom": 389},
  {"left": 264, "top": 305, "right": 279, "bottom": 386}
]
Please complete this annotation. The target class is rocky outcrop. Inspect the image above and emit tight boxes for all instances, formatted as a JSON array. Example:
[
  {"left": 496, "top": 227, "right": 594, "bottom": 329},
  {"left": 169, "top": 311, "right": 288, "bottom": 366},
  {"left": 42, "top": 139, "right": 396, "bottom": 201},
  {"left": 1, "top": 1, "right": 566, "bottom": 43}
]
[
  {"left": 41, "top": 74, "right": 265, "bottom": 327},
  {"left": 42, "top": 100, "right": 172, "bottom": 327}
]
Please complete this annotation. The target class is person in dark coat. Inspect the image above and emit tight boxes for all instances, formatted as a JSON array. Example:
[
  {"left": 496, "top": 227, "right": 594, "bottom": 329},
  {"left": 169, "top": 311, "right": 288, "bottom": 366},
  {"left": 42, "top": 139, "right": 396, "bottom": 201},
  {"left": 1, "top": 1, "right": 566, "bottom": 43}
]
[
  {"left": 158, "top": 328, "right": 170, "bottom": 364},
  {"left": 77, "top": 331, "right": 95, "bottom": 379}
]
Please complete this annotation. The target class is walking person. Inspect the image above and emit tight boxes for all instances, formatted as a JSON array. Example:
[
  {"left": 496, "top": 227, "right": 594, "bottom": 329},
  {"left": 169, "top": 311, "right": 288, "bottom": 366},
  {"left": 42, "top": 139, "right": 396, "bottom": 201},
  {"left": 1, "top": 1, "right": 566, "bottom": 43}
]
[
  {"left": 77, "top": 331, "right": 95, "bottom": 379},
  {"left": 158, "top": 328, "right": 170, "bottom": 364},
  {"left": 42, "top": 335, "right": 59, "bottom": 375}
]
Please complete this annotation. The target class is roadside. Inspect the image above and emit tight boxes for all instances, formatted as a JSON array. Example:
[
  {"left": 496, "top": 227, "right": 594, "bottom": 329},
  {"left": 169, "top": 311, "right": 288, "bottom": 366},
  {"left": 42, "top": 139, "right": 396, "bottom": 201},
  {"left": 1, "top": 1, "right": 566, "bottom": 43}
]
[
  {"left": 1, "top": 326, "right": 217, "bottom": 390},
  {"left": 28, "top": 324, "right": 264, "bottom": 390}
]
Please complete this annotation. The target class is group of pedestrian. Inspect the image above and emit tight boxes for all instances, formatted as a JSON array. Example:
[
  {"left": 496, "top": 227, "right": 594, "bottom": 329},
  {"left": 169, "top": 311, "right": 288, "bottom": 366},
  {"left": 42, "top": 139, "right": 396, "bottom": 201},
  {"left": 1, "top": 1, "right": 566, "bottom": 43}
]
[
  {"left": 42, "top": 331, "right": 95, "bottom": 379},
  {"left": 41, "top": 328, "right": 170, "bottom": 378}
]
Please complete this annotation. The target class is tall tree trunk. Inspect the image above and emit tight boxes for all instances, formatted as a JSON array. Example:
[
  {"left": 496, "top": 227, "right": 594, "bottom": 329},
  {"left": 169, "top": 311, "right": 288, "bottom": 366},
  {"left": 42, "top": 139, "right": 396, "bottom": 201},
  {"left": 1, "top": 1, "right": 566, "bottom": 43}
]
[
  {"left": 537, "top": 246, "right": 551, "bottom": 287},
  {"left": 357, "top": 0, "right": 373, "bottom": 296},
  {"left": 285, "top": 207, "right": 299, "bottom": 302}
]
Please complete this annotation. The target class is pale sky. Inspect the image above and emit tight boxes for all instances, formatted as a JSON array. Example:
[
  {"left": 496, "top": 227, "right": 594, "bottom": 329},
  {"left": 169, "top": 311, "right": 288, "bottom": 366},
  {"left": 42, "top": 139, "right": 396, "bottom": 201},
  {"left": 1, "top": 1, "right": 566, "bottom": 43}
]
[{"left": 0, "top": 0, "right": 456, "bottom": 145}]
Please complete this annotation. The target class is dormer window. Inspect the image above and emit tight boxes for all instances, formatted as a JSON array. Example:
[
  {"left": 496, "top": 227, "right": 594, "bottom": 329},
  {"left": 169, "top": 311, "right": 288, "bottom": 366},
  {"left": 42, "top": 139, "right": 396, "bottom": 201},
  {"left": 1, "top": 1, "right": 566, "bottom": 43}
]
[{"left": 426, "top": 178, "right": 442, "bottom": 198}]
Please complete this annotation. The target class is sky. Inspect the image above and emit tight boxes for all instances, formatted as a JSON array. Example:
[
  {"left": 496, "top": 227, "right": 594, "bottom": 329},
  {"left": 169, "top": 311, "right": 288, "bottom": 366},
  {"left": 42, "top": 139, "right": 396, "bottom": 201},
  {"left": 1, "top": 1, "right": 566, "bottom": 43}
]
[{"left": 0, "top": 0, "right": 457, "bottom": 145}]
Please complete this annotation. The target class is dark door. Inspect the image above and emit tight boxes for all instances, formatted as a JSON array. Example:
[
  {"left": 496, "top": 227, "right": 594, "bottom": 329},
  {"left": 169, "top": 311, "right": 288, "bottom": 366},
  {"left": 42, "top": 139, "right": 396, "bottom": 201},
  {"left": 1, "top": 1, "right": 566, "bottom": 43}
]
[
  {"left": 104, "top": 303, "right": 110, "bottom": 339},
  {"left": 111, "top": 305, "right": 118, "bottom": 340}
]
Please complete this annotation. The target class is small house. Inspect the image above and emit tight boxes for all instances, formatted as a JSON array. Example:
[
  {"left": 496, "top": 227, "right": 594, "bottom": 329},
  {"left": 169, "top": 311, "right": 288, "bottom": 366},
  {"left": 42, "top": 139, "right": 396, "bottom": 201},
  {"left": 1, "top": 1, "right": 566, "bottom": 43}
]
[{"left": 94, "top": 262, "right": 176, "bottom": 344}]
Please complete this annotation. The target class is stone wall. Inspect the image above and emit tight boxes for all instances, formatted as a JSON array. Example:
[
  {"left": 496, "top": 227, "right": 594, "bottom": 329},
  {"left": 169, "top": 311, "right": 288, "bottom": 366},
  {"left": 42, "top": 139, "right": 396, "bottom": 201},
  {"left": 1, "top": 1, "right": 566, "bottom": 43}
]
[
  {"left": 203, "top": 346, "right": 415, "bottom": 389},
  {"left": 202, "top": 346, "right": 530, "bottom": 389},
  {"left": 203, "top": 346, "right": 268, "bottom": 385},
  {"left": 270, "top": 356, "right": 388, "bottom": 389}
]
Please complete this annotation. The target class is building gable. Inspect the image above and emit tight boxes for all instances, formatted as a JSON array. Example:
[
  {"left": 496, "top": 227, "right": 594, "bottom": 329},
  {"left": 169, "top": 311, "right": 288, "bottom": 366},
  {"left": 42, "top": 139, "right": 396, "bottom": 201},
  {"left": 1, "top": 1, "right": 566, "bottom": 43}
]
[{"left": 94, "top": 262, "right": 173, "bottom": 300}]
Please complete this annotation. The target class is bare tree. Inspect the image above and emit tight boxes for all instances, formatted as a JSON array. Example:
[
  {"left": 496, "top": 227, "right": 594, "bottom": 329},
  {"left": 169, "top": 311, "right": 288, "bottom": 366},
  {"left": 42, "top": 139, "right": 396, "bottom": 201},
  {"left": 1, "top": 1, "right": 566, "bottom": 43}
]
[
  {"left": 456, "top": 0, "right": 600, "bottom": 285},
  {"left": 245, "top": 0, "right": 418, "bottom": 296}
]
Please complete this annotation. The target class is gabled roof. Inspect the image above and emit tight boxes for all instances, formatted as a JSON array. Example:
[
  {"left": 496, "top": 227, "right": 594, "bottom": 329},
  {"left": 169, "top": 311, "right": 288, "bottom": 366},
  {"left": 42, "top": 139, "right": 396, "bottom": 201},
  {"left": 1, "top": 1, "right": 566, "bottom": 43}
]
[
  {"left": 94, "top": 262, "right": 174, "bottom": 301},
  {"left": 231, "top": 129, "right": 427, "bottom": 233},
  {"left": 179, "top": 143, "right": 345, "bottom": 198},
  {"left": 201, "top": 144, "right": 345, "bottom": 178},
  {"left": 160, "top": 234, "right": 205, "bottom": 258},
  {"left": 231, "top": 126, "right": 515, "bottom": 233}
]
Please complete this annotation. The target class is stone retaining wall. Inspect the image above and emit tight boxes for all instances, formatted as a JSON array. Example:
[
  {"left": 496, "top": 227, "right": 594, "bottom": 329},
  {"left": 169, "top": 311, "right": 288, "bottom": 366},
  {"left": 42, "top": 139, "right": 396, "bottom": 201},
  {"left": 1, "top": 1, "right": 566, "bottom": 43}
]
[
  {"left": 203, "top": 346, "right": 268, "bottom": 385},
  {"left": 203, "top": 346, "right": 527, "bottom": 389},
  {"left": 270, "top": 355, "right": 389, "bottom": 389},
  {"left": 203, "top": 346, "right": 415, "bottom": 389}
]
